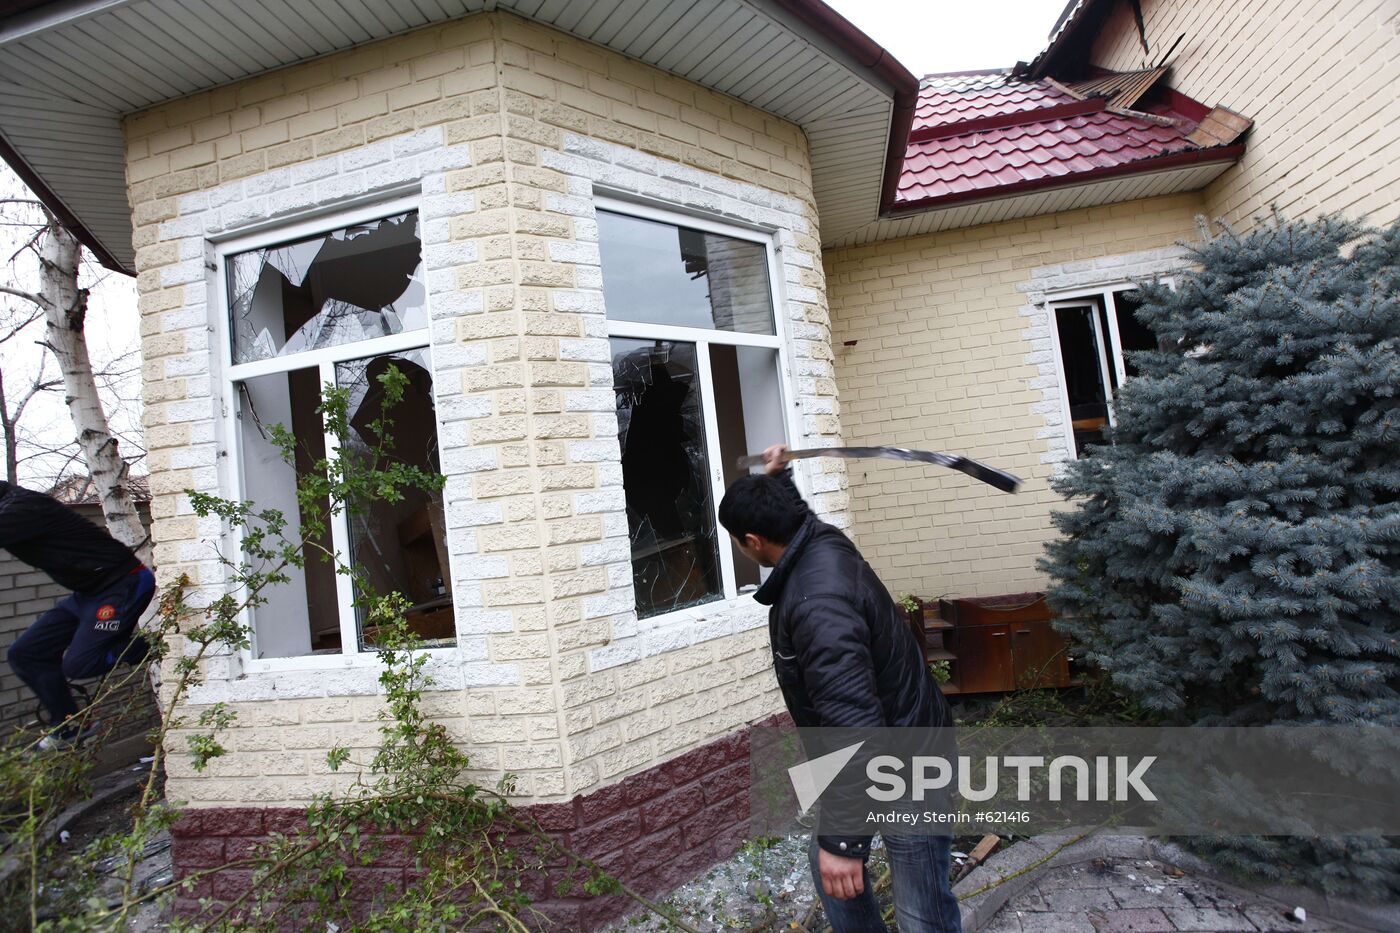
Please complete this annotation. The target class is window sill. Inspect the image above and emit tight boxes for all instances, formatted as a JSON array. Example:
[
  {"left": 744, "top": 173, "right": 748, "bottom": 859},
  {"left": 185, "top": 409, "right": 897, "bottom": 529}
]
[{"left": 242, "top": 645, "right": 460, "bottom": 675}]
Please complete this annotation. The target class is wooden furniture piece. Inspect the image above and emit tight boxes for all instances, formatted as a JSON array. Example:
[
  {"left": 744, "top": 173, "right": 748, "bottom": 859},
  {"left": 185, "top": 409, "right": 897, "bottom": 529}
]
[
  {"left": 897, "top": 599, "right": 961, "bottom": 695},
  {"left": 938, "top": 593, "right": 1074, "bottom": 693},
  {"left": 397, "top": 498, "right": 451, "bottom": 602}
]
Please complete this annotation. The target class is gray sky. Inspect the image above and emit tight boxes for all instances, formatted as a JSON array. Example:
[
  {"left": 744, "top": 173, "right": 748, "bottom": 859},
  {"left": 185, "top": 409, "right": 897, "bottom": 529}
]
[{"left": 824, "top": 0, "right": 1069, "bottom": 76}]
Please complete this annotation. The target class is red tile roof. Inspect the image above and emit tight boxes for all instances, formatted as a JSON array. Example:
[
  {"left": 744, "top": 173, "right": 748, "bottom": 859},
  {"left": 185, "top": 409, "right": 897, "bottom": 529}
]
[{"left": 893, "top": 71, "right": 1243, "bottom": 211}]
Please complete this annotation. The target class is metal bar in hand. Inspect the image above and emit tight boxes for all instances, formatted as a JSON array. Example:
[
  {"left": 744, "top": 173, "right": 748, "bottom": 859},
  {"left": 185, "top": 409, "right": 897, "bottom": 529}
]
[{"left": 735, "top": 446, "right": 1022, "bottom": 494}]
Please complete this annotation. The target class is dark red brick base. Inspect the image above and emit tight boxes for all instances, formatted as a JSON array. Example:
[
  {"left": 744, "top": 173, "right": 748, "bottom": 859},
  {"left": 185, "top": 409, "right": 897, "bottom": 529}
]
[{"left": 170, "top": 714, "right": 787, "bottom": 930}]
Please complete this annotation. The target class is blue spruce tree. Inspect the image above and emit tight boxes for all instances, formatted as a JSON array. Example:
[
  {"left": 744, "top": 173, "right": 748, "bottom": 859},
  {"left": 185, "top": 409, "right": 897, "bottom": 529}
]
[{"left": 1040, "top": 214, "right": 1399, "bottom": 895}]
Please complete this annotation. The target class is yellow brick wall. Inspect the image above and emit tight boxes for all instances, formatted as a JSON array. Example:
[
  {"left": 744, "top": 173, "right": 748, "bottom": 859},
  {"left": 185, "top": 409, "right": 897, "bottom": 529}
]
[
  {"left": 125, "top": 12, "right": 834, "bottom": 808},
  {"left": 823, "top": 193, "right": 1205, "bottom": 600},
  {"left": 1090, "top": 0, "right": 1400, "bottom": 230}
]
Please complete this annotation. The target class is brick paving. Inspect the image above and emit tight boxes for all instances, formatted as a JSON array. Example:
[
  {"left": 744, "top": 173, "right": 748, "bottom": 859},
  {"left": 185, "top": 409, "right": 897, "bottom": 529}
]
[{"left": 982, "top": 855, "right": 1341, "bottom": 932}]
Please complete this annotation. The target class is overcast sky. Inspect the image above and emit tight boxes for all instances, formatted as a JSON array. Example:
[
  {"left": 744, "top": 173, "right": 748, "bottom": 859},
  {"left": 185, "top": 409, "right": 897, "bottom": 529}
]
[{"left": 825, "top": 0, "right": 1069, "bottom": 76}]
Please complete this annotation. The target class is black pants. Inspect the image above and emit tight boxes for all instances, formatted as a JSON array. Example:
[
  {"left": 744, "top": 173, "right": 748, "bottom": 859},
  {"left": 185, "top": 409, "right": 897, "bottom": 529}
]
[{"left": 7, "top": 566, "right": 156, "bottom": 731}]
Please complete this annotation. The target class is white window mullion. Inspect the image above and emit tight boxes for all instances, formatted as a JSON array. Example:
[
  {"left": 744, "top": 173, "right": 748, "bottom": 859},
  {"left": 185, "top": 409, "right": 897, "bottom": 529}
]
[
  {"left": 695, "top": 341, "right": 737, "bottom": 600},
  {"left": 605, "top": 319, "right": 781, "bottom": 350},
  {"left": 1087, "top": 303, "right": 1118, "bottom": 429},
  {"left": 226, "top": 329, "right": 431, "bottom": 383},
  {"left": 1102, "top": 290, "right": 1129, "bottom": 388},
  {"left": 1047, "top": 304, "right": 1079, "bottom": 458},
  {"left": 320, "top": 359, "right": 361, "bottom": 655}
]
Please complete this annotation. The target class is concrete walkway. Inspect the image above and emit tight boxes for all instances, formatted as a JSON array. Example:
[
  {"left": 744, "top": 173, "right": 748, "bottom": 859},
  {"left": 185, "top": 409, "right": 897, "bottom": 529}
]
[
  {"left": 982, "top": 854, "right": 1337, "bottom": 932},
  {"left": 954, "top": 833, "right": 1394, "bottom": 933}
]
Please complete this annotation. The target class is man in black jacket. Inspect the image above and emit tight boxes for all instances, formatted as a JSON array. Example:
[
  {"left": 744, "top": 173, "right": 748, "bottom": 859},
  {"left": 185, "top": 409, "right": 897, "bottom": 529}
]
[
  {"left": 0, "top": 482, "right": 155, "bottom": 750},
  {"left": 719, "top": 446, "right": 961, "bottom": 932}
]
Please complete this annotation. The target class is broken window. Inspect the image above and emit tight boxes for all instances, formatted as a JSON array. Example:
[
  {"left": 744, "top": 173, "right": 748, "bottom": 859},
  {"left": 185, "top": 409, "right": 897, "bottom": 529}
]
[
  {"left": 1051, "top": 287, "right": 1166, "bottom": 457},
  {"left": 224, "top": 207, "right": 452, "bottom": 659},
  {"left": 599, "top": 205, "right": 788, "bottom": 619},
  {"left": 336, "top": 349, "right": 453, "bottom": 650},
  {"left": 226, "top": 211, "right": 428, "bottom": 365}
]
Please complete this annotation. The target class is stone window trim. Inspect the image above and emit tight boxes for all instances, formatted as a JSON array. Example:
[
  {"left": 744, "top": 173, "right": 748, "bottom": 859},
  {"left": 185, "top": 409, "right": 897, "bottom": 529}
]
[
  {"left": 1017, "top": 246, "right": 1191, "bottom": 466},
  {"left": 539, "top": 135, "right": 844, "bottom": 675},
  {"left": 213, "top": 196, "right": 448, "bottom": 664},
  {"left": 155, "top": 128, "right": 515, "bottom": 703}
]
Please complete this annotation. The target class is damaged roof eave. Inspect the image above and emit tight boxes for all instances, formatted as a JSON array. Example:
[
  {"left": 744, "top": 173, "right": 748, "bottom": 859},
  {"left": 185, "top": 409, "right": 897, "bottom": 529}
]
[
  {"left": 887, "top": 143, "right": 1246, "bottom": 217},
  {"left": 0, "top": 0, "right": 918, "bottom": 276},
  {"left": 832, "top": 149, "right": 1242, "bottom": 249}
]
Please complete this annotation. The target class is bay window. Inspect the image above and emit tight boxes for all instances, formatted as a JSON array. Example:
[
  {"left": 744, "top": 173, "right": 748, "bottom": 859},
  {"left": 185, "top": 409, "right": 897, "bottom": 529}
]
[
  {"left": 221, "top": 204, "right": 452, "bottom": 659},
  {"left": 597, "top": 204, "right": 789, "bottom": 619}
]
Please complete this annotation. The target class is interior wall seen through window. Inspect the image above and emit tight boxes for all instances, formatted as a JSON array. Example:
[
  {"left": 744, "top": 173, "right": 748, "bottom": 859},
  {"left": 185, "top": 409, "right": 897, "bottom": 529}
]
[{"left": 237, "top": 368, "right": 339, "bottom": 658}]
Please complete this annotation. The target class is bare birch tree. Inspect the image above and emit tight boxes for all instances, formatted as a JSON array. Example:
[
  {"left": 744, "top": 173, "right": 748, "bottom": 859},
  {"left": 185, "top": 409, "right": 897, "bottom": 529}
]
[{"left": 0, "top": 197, "right": 150, "bottom": 565}]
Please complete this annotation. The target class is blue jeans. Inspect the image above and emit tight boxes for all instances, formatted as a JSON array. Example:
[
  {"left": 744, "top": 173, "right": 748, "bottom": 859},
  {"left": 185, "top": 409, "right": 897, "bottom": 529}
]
[
  {"left": 7, "top": 566, "right": 156, "bottom": 732},
  {"left": 808, "top": 833, "right": 963, "bottom": 932}
]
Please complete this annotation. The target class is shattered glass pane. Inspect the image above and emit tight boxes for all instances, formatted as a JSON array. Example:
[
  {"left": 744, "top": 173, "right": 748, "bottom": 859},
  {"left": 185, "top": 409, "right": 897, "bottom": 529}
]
[
  {"left": 333, "top": 347, "right": 455, "bottom": 650},
  {"left": 612, "top": 338, "right": 723, "bottom": 618},
  {"left": 597, "top": 211, "right": 774, "bottom": 335},
  {"left": 227, "top": 212, "right": 427, "bottom": 364}
]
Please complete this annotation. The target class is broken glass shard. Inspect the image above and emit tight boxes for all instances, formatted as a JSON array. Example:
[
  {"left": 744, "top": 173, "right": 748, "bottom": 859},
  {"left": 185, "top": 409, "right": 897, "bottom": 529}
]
[
  {"left": 334, "top": 348, "right": 455, "bottom": 650},
  {"left": 227, "top": 211, "right": 427, "bottom": 364},
  {"left": 612, "top": 337, "right": 723, "bottom": 618}
]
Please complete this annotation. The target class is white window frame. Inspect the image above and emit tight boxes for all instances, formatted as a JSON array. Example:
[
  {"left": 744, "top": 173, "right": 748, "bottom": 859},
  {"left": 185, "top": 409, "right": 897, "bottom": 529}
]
[
  {"left": 212, "top": 194, "right": 454, "bottom": 672},
  {"left": 1045, "top": 278, "right": 1175, "bottom": 459},
  {"left": 595, "top": 195, "right": 800, "bottom": 620}
]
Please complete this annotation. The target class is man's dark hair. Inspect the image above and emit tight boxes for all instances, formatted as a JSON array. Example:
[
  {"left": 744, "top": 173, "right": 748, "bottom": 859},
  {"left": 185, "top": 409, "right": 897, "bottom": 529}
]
[{"left": 718, "top": 474, "right": 807, "bottom": 545}]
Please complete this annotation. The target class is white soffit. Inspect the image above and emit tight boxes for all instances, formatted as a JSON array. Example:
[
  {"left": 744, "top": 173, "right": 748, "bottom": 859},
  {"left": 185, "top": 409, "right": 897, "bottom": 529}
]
[
  {"left": 0, "top": 0, "right": 900, "bottom": 272},
  {"left": 829, "top": 161, "right": 1234, "bottom": 250}
]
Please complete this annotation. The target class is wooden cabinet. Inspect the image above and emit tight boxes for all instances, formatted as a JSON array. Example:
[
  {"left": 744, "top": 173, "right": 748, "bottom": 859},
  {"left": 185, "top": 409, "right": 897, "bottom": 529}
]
[
  {"left": 939, "top": 593, "right": 1073, "bottom": 694},
  {"left": 951, "top": 623, "right": 1015, "bottom": 694}
]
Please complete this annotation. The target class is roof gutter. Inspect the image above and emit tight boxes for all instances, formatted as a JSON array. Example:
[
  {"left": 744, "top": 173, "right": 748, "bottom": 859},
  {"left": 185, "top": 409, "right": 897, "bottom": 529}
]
[
  {"left": 768, "top": 0, "right": 919, "bottom": 216},
  {"left": 885, "top": 142, "right": 1244, "bottom": 215},
  {"left": 0, "top": 128, "right": 131, "bottom": 274}
]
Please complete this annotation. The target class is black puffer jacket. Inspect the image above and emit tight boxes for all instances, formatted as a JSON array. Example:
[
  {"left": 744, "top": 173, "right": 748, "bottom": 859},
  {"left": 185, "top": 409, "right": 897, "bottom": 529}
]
[{"left": 754, "top": 470, "right": 952, "bottom": 858}]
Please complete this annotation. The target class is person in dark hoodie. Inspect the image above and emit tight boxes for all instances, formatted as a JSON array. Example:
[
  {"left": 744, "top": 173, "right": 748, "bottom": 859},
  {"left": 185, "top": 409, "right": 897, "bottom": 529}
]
[
  {"left": 0, "top": 482, "right": 155, "bottom": 750},
  {"left": 719, "top": 445, "right": 961, "bottom": 932}
]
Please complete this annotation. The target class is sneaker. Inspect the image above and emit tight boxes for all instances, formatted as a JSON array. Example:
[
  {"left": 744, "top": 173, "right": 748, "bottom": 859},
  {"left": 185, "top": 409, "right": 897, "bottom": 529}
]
[{"left": 36, "top": 720, "right": 99, "bottom": 752}]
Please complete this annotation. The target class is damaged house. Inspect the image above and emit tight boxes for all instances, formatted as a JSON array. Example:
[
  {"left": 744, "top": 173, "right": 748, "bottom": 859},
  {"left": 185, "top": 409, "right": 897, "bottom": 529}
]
[{"left": 0, "top": 0, "right": 1394, "bottom": 925}]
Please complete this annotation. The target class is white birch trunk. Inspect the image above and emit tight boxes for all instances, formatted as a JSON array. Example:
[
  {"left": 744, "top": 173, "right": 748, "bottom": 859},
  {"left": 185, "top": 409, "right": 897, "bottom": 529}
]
[{"left": 39, "top": 221, "right": 152, "bottom": 566}]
